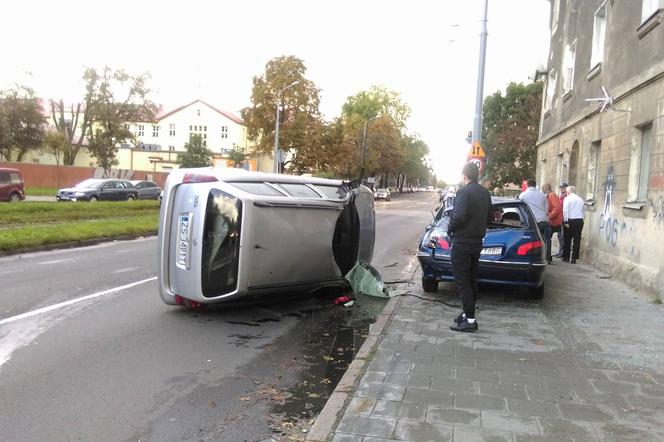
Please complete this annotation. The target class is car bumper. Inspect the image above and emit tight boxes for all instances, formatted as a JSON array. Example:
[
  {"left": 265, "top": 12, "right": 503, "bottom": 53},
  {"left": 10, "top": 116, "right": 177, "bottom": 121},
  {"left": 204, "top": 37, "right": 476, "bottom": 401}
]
[{"left": 417, "top": 251, "right": 546, "bottom": 288}]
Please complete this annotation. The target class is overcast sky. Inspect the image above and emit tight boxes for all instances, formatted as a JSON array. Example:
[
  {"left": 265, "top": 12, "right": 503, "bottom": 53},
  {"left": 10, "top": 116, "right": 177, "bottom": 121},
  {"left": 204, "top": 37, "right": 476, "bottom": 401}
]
[{"left": 1, "top": 0, "right": 550, "bottom": 182}]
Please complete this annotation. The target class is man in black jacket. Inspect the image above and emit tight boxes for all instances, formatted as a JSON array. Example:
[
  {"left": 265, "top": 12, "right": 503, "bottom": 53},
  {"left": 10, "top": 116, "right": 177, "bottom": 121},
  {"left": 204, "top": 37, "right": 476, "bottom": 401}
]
[{"left": 447, "top": 162, "right": 492, "bottom": 332}]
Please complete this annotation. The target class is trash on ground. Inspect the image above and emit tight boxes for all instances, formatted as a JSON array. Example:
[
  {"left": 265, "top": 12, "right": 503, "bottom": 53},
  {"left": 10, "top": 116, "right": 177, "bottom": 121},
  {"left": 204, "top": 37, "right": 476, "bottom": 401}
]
[
  {"left": 334, "top": 296, "right": 352, "bottom": 305},
  {"left": 343, "top": 300, "right": 355, "bottom": 307},
  {"left": 345, "top": 261, "right": 394, "bottom": 298}
]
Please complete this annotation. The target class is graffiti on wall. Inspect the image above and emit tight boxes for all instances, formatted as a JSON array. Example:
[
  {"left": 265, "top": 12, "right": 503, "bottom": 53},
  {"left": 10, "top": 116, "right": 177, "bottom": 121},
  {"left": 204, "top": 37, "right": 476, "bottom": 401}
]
[{"left": 597, "top": 165, "right": 626, "bottom": 247}]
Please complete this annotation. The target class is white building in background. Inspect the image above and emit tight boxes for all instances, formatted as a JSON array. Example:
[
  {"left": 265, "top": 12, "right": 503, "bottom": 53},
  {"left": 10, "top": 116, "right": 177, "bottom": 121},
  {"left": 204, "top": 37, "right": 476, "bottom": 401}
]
[{"left": 119, "top": 99, "right": 267, "bottom": 172}]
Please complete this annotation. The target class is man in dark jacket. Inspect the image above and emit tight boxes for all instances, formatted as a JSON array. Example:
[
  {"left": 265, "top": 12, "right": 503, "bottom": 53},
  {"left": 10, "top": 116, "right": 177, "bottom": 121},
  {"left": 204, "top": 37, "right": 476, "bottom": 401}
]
[{"left": 447, "top": 162, "right": 492, "bottom": 332}]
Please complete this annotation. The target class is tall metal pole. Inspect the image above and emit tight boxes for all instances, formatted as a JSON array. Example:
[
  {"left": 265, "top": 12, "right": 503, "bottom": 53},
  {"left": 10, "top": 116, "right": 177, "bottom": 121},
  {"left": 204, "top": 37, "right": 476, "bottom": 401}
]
[
  {"left": 471, "top": 0, "right": 489, "bottom": 158},
  {"left": 273, "top": 98, "right": 281, "bottom": 173}
]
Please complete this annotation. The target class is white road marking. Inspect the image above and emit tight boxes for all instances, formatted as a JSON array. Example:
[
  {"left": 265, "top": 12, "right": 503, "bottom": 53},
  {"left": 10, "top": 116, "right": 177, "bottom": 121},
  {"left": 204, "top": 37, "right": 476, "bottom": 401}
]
[
  {"left": 112, "top": 267, "right": 136, "bottom": 274},
  {"left": 0, "top": 277, "right": 157, "bottom": 327},
  {"left": 38, "top": 258, "right": 75, "bottom": 265}
]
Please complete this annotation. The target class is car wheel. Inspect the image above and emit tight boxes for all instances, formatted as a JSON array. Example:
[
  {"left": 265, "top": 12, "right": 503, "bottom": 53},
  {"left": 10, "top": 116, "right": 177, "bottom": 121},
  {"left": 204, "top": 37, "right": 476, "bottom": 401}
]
[
  {"left": 127, "top": 195, "right": 135, "bottom": 201},
  {"left": 422, "top": 277, "right": 438, "bottom": 293},
  {"left": 89, "top": 195, "right": 98, "bottom": 202},
  {"left": 529, "top": 284, "right": 544, "bottom": 300},
  {"left": 9, "top": 192, "right": 21, "bottom": 202}
]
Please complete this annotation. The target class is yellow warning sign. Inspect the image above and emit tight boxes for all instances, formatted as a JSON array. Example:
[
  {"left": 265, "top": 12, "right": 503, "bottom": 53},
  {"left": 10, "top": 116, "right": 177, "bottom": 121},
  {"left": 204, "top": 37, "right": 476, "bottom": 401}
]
[{"left": 469, "top": 141, "right": 486, "bottom": 158}]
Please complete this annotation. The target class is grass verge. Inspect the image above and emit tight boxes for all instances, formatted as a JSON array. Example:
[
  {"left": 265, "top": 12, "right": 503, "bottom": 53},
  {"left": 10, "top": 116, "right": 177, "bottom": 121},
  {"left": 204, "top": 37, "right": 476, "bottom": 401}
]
[
  {"left": 0, "top": 201, "right": 159, "bottom": 224},
  {"left": 24, "top": 187, "right": 58, "bottom": 196},
  {"left": 0, "top": 215, "right": 158, "bottom": 252}
]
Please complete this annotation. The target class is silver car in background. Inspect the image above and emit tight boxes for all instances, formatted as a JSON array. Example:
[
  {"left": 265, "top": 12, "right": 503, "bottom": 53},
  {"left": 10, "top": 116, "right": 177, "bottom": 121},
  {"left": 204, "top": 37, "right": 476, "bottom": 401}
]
[{"left": 157, "top": 168, "right": 375, "bottom": 306}]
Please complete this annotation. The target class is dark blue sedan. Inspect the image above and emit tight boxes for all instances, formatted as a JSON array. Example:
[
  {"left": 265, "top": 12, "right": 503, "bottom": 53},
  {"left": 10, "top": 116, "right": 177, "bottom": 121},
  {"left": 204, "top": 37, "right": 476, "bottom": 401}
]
[{"left": 417, "top": 197, "right": 547, "bottom": 298}]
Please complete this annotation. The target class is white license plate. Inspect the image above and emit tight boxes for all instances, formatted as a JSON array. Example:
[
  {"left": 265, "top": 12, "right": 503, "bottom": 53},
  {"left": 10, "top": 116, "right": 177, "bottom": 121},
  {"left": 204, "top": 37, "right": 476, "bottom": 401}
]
[
  {"left": 481, "top": 247, "right": 502, "bottom": 255},
  {"left": 176, "top": 213, "right": 192, "bottom": 268}
]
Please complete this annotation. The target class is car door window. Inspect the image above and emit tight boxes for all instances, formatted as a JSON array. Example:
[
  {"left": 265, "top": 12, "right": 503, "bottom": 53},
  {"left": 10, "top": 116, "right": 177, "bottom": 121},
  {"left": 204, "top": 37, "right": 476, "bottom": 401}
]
[{"left": 229, "top": 182, "right": 286, "bottom": 196}]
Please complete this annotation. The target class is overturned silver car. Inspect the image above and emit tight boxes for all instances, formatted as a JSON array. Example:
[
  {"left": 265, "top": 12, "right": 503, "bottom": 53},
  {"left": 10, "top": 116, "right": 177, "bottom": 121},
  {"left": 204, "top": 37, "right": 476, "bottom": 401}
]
[{"left": 157, "top": 168, "right": 375, "bottom": 306}]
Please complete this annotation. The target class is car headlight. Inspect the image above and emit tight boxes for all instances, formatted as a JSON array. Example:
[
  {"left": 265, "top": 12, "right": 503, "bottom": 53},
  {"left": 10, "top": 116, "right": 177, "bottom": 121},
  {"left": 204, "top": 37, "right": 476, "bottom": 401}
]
[{"left": 74, "top": 192, "right": 86, "bottom": 196}]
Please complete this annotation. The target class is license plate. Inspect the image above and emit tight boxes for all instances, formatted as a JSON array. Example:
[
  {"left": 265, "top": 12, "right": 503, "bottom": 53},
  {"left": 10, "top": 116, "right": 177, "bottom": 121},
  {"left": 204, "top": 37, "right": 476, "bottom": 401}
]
[
  {"left": 481, "top": 247, "right": 502, "bottom": 255},
  {"left": 176, "top": 213, "right": 192, "bottom": 268}
]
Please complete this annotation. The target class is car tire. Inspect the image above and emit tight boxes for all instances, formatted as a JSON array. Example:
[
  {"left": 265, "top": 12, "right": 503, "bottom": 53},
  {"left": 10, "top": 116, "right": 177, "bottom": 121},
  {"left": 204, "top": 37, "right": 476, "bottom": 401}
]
[
  {"left": 422, "top": 277, "right": 438, "bottom": 293},
  {"left": 529, "top": 284, "right": 544, "bottom": 300},
  {"left": 9, "top": 192, "right": 21, "bottom": 202},
  {"left": 89, "top": 196, "right": 98, "bottom": 202},
  {"left": 127, "top": 195, "right": 135, "bottom": 201}
]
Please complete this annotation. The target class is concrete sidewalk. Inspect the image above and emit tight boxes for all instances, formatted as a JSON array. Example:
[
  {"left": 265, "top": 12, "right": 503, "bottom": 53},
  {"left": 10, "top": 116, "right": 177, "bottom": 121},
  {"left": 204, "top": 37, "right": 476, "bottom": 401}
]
[{"left": 307, "top": 260, "right": 664, "bottom": 441}]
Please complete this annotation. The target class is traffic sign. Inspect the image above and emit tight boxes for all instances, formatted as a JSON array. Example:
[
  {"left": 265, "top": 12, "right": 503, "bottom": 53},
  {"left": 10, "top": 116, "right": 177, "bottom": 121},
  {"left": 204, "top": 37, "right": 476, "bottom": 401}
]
[
  {"left": 469, "top": 158, "right": 484, "bottom": 173},
  {"left": 468, "top": 141, "right": 486, "bottom": 158}
]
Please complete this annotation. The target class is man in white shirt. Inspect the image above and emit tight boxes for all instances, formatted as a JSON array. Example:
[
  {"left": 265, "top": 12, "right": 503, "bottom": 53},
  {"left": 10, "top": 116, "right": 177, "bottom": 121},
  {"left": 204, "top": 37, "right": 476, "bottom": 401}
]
[
  {"left": 562, "top": 185, "right": 585, "bottom": 263},
  {"left": 519, "top": 179, "right": 551, "bottom": 262}
]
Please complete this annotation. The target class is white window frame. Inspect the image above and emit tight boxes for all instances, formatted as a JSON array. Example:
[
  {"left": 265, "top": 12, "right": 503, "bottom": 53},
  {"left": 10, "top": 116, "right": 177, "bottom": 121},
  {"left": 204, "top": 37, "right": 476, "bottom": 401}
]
[
  {"left": 562, "top": 40, "right": 576, "bottom": 94},
  {"left": 169, "top": 123, "right": 176, "bottom": 136},
  {"left": 590, "top": 2, "right": 607, "bottom": 69},
  {"left": 586, "top": 141, "right": 600, "bottom": 201},
  {"left": 137, "top": 124, "right": 144, "bottom": 137},
  {"left": 642, "top": 0, "right": 664, "bottom": 22},
  {"left": 221, "top": 125, "right": 229, "bottom": 139},
  {"left": 152, "top": 125, "right": 160, "bottom": 138},
  {"left": 551, "top": 0, "right": 560, "bottom": 34},
  {"left": 544, "top": 70, "right": 557, "bottom": 112},
  {"left": 628, "top": 124, "right": 653, "bottom": 202}
]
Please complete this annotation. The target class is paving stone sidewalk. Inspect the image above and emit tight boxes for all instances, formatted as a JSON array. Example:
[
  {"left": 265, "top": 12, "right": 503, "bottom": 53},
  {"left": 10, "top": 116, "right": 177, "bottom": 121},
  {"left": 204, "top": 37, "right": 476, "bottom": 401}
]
[{"left": 309, "top": 260, "right": 664, "bottom": 442}]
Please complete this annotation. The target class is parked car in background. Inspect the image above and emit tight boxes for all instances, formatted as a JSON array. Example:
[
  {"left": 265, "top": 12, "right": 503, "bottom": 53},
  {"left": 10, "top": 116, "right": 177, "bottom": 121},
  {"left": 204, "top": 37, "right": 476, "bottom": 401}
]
[
  {"left": 417, "top": 197, "right": 547, "bottom": 298},
  {"left": 129, "top": 180, "right": 162, "bottom": 200},
  {"left": 57, "top": 179, "right": 138, "bottom": 202},
  {"left": 374, "top": 188, "right": 391, "bottom": 201},
  {"left": 0, "top": 167, "right": 25, "bottom": 202},
  {"left": 157, "top": 167, "right": 375, "bottom": 307}
]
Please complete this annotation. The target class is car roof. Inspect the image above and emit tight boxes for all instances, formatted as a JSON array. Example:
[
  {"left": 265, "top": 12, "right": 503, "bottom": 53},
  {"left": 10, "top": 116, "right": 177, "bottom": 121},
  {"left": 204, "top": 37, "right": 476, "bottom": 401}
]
[{"left": 0, "top": 167, "right": 21, "bottom": 172}]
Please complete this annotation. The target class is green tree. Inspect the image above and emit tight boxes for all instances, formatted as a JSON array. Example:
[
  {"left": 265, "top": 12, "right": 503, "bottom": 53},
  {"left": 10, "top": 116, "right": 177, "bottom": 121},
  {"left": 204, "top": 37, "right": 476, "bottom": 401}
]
[
  {"left": 85, "top": 67, "right": 156, "bottom": 176},
  {"left": 0, "top": 84, "right": 46, "bottom": 162},
  {"left": 177, "top": 134, "right": 213, "bottom": 168},
  {"left": 341, "top": 85, "right": 411, "bottom": 129},
  {"left": 482, "top": 81, "right": 543, "bottom": 187},
  {"left": 228, "top": 145, "right": 246, "bottom": 167},
  {"left": 42, "top": 130, "right": 68, "bottom": 166},
  {"left": 49, "top": 98, "right": 91, "bottom": 166},
  {"left": 241, "top": 55, "right": 324, "bottom": 172}
]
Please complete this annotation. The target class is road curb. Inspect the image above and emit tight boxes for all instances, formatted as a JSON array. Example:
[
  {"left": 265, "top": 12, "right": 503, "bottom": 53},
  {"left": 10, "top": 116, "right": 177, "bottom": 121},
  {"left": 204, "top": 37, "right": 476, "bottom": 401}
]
[
  {"left": 0, "top": 233, "right": 157, "bottom": 257},
  {"left": 306, "top": 258, "right": 417, "bottom": 442},
  {"left": 305, "top": 295, "right": 400, "bottom": 442}
]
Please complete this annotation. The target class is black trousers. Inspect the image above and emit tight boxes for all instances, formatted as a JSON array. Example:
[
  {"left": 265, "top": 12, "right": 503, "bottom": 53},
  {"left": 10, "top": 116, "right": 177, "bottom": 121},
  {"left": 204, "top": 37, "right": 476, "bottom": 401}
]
[
  {"left": 563, "top": 219, "right": 584, "bottom": 260},
  {"left": 450, "top": 242, "right": 482, "bottom": 318}
]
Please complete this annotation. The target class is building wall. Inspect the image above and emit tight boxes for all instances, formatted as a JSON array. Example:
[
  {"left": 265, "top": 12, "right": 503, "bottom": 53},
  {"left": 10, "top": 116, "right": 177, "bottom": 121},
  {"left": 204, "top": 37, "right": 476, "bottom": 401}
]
[
  {"left": 537, "top": 72, "right": 664, "bottom": 299},
  {"left": 537, "top": 1, "right": 664, "bottom": 299}
]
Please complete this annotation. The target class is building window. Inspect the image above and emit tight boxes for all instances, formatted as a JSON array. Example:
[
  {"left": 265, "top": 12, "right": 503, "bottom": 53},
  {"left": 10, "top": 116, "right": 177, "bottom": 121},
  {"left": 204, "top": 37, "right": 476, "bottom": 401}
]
[
  {"left": 642, "top": 0, "right": 664, "bottom": 22},
  {"left": 137, "top": 124, "right": 144, "bottom": 137},
  {"left": 586, "top": 141, "right": 600, "bottom": 200},
  {"left": 152, "top": 125, "right": 160, "bottom": 137},
  {"left": 221, "top": 125, "right": 229, "bottom": 139},
  {"left": 590, "top": 2, "right": 607, "bottom": 69},
  {"left": 124, "top": 123, "right": 130, "bottom": 131},
  {"left": 169, "top": 145, "right": 175, "bottom": 151},
  {"left": 544, "top": 71, "right": 557, "bottom": 112},
  {"left": 562, "top": 41, "right": 576, "bottom": 94},
  {"left": 197, "top": 109, "right": 201, "bottom": 117},
  {"left": 169, "top": 124, "right": 176, "bottom": 136},
  {"left": 628, "top": 124, "right": 653, "bottom": 202},
  {"left": 551, "top": 0, "right": 560, "bottom": 34}
]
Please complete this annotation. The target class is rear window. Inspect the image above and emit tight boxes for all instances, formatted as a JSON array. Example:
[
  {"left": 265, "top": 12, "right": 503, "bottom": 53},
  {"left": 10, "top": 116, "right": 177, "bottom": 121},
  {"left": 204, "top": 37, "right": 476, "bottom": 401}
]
[
  {"left": 201, "top": 189, "right": 243, "bottom": 297},
  {"left": 489, "top": 205, "right": 529, "bottom": 228},
  {"left": 275, "top": 183, "right": 321, "bottom": 198},
  {"left": 0, "top": 172, "right": 8, "bottom": 184},
  {"left": 315, "top": 185, "right": 347, "bottom": 199},
  {"left": 9, "top": 173, "right": 21, "bottom": 184},
  {"left": 229, "top": 182, "right": 285, "bottom": 196}
]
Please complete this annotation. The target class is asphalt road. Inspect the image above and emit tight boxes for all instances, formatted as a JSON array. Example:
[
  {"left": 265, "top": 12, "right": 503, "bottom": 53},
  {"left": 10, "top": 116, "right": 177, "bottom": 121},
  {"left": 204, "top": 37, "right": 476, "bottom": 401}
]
[{"left": 0, "top": 192, "right": 437, "bottom": 442}]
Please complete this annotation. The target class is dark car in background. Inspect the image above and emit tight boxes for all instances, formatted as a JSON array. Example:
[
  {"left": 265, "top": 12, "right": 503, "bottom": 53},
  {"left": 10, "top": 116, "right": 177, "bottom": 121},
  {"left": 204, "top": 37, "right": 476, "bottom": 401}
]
[
  {"left": 129, "top": 180, "right": 162, "bottom": 200},
  {"left": 0, "top": 167, "right": 25, "bottom": 202},
  {"left": 57, "top": 179, "right": 138, "bottom": 202},
  {"left": 417, "top": 197, "right": 547, "bottom": 298}
]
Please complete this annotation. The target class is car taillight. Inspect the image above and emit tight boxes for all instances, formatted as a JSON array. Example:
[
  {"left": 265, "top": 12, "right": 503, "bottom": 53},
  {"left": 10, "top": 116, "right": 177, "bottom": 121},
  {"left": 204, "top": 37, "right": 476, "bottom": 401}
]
[
  {"left": 427, "top": 237, "right": 450, "bottom": 250},
  {"left": 182, "top": 173, "right": 218, "bottom": 184},
  {"left": 517, "top": 240, "right": 543, "bottom": 256}
]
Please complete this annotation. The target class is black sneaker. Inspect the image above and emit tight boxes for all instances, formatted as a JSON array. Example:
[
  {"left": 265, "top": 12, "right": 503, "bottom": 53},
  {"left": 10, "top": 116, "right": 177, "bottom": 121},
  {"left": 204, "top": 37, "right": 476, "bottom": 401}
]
[
  {"left": 454, "top": 312, "right": 466, "bottom": 324},
  {"left": 450, "top": 318, "right": 478, "bottom": 332}
]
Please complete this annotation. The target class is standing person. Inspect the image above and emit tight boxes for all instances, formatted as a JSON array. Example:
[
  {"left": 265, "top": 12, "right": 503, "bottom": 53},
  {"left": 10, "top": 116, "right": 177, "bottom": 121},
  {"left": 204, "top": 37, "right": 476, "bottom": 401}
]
[
  {"left": 554, "top": 183, "right": 568, "bottom": 258},
  {"left": 519, "top": 179, "right": 551, "bottom": 263},
  {"left": 562, "top": 185, "right": 585, "bottom": 263},
  {"left": 447, "top": 162, "right": 492, "bottom": 332},
  {"left": 542, "top": 183, "right": 562, "bottom": 264}
]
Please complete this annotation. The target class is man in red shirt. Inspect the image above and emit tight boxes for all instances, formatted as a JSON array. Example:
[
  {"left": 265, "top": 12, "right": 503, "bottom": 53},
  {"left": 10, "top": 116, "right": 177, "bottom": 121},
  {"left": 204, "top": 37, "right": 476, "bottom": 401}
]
[
  {"left": 553, "top": 183, "right": 568, "bottom": 258},
  {"left": 542, "top": 183, "right": 562, "bottom": 263}
]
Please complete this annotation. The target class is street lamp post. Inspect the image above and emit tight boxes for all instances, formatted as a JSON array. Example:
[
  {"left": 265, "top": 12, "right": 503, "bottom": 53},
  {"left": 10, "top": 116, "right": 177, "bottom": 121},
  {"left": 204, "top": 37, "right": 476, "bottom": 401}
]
[
  {"left": 471, "top": 0, "right": 489, "bottom": 166},
  {"left": 359, "top": 115, "right": 379, "bottom": 183},
  {"left": 273, "top": 80, "right": 299, "bottom": 173}
]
